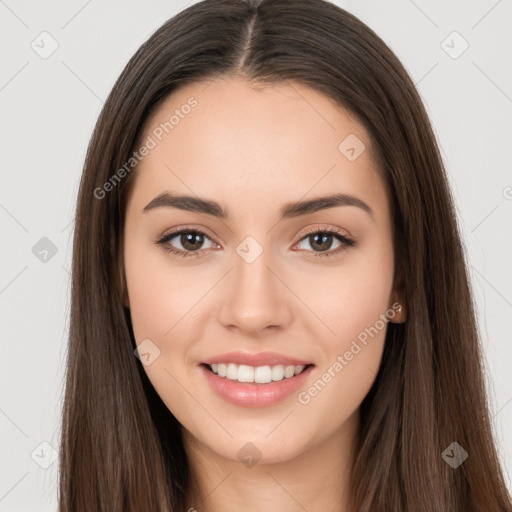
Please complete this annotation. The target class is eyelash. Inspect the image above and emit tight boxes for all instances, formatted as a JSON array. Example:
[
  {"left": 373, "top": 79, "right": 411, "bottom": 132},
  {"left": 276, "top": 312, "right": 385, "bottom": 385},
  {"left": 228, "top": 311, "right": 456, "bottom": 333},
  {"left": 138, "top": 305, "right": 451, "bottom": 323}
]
[{"left": 154, "top": 226, "right": 356, "bottom": 259}]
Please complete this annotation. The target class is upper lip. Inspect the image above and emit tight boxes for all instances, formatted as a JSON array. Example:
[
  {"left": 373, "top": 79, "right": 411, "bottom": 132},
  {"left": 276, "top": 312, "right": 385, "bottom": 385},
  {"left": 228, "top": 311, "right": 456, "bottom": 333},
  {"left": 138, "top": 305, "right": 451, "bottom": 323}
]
[{"left": 202, "top": 351, "right": 313, "bottom": 367}]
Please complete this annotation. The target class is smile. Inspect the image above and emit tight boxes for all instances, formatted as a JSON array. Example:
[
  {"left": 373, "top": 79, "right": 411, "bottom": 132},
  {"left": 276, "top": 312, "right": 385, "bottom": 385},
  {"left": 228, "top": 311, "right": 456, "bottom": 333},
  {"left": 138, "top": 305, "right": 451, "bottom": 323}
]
[
  {"left": 200, "top": 362, "right": 315, "bottom": 408},
  {"left": 207, "top": 363, "right": 309, "bottom": 383}
]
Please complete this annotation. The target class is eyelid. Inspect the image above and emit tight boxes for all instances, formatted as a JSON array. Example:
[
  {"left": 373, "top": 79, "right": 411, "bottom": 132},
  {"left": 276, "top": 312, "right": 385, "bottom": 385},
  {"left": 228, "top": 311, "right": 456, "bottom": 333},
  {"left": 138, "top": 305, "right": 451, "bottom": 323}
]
[
  {"left": 297, "top": 223, "right": 352, "bottom": 239},
  {"left": 156, "top": 225, "right": 219, "bottom": 244}
]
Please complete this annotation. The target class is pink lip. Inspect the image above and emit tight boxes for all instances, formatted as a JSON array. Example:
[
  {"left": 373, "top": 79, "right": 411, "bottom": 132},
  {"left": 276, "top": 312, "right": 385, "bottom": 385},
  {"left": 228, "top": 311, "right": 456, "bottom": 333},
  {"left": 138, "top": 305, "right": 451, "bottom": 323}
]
[
  {"left": 201, "top": 351, "right": 312, "bottom": 367},
  {"left": 200, "top": 364, "right": 314, "bottom": 408}
]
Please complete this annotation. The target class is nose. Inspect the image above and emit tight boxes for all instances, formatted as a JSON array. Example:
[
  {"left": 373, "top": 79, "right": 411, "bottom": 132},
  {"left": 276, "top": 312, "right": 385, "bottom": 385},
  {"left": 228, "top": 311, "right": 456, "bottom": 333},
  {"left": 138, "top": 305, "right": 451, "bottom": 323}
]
[{"left": 218, "top": 246, "right": 293, "bottom": 336}]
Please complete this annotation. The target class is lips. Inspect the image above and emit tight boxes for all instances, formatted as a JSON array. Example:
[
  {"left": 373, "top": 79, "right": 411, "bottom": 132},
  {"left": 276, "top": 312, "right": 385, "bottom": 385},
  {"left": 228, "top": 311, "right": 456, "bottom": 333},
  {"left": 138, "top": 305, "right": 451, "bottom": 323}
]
[
  {"left": 201, "top": 351, "right": 312, "bottom": 367},
  {"left": 199, "top": 351, "right": 315, "bottom": 407},
  {"left": 200, "top": 363, "right": 315, "bottom": 408}
]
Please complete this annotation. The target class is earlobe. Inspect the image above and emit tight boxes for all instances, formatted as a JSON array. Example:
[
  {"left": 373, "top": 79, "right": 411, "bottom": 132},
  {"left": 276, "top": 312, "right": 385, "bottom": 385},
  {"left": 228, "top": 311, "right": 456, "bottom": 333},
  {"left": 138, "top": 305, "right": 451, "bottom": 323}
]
[
  {"left": 389, "top": 295, "right": 406, "bottom": 323},
  {"left": 388, "top": 268, "right": 407, "bottom": 323},
  {"left": 392, "top": 302, "right": 406, "bottom": 323}
]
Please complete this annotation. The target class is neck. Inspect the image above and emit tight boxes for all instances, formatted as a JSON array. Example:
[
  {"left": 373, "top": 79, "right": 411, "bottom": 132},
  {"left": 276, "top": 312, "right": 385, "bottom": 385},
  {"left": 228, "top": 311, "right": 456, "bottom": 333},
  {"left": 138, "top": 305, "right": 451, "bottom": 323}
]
[{"left": 182, "top": 409, "right": 359, "bottom": 512}]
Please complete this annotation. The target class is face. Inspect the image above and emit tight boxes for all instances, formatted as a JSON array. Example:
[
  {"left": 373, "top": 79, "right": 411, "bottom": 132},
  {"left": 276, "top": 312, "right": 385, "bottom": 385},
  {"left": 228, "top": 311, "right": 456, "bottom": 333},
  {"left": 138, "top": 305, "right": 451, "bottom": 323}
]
[{"left": 123, "top": 75, "right": 405, "bottom": 465}]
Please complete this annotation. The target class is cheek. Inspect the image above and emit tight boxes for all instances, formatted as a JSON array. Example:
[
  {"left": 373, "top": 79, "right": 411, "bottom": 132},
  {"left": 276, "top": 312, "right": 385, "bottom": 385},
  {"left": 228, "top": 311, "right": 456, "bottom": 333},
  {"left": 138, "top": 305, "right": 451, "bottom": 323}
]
[
  {"left": 124, "top": 235, "right": 222, "bottom": 402},
  {"left": 125, "top": 263, "right": 175, "bottom": 344},
  {"left": 124, "top": 236, "right": 201, "bottom": 345},
  {"left": 297, "top": 238, "right": 394, "bottom": 418},
  {"left": 306, "top": 237, "right": 395, "bottom": 352},
  {"left": 124, "top": 240, "right": 205, "bottom": 420}
]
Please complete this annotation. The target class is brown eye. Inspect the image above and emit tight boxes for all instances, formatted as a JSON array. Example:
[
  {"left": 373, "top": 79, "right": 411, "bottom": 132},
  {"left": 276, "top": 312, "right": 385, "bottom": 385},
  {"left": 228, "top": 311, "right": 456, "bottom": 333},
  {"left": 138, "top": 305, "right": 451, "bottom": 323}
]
[
  {"left": 307, "top": 232, "right": 336, "bottom": 252},
  {"left": 156, "top": 228, "right": 217, "bottom": 257},
  {"left": 295, "top": 229, "right": 356, "bottom": 258},
  {"left": 179, "top": 232, "right": 206, "bottom": 251}
]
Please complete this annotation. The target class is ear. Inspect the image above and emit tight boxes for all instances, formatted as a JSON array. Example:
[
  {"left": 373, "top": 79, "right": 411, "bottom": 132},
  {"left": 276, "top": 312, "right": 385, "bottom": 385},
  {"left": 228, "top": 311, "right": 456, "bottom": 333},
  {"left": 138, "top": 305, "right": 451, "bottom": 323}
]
[{"left": 388, "top": 273, "right": 406, "bottom": 324}]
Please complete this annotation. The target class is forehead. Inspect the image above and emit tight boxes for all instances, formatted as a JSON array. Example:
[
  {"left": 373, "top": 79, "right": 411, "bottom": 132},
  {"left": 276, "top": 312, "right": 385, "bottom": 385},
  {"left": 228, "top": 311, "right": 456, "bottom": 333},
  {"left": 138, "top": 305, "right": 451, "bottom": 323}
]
[{"left": 128, "top": 76, "right": 388, "bottom": 221}]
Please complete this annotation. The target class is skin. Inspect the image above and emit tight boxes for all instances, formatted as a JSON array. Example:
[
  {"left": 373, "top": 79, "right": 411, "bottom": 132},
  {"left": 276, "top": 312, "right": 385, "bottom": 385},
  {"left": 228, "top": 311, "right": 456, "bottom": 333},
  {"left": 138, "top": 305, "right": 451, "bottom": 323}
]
[{"left": 123, "top": 75, "right": 406, "bottom": 512}]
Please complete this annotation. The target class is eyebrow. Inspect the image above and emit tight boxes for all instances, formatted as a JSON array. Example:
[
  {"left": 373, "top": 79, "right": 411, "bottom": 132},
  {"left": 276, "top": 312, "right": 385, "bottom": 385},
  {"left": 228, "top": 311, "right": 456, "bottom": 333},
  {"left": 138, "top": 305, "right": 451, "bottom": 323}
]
[{"left": 142, "top": 192, "right": 374, "bottom": 219}]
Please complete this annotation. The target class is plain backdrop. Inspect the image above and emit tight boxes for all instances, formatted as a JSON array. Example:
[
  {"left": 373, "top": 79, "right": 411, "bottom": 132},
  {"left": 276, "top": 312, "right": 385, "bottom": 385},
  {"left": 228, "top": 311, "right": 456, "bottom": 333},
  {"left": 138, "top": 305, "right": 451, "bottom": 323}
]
[{"left": 1, "top": 0, "right": 511, "bottom": 510}]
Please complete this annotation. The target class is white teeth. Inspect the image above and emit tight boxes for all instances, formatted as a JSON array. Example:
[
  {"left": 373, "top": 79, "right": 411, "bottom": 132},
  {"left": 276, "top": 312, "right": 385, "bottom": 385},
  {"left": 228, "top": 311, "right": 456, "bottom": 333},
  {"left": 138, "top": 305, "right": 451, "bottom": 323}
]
[
  {"left": 283, "top": 365, "right": 295, "bottom": 378},
  {"left": 208, "top": 363, "right": 308, "bottom": 383},
  {"left": 226, "top": 363, "right": 238, "bottom": 380},
  {"left": 271, "top": 365, "right": 284, "bottom": 381},
  {"left": 254, "top": 366, "right": 272, "bottom": 383},
  {"left": 237, "top": 364, "right": 254, "bottom": 382}
]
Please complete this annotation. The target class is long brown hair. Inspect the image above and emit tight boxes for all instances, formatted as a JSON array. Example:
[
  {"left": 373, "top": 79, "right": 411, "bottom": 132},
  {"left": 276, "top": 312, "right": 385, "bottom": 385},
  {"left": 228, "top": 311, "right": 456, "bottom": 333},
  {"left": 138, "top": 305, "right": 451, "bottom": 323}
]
[{"left": 59, "top": 0, "right": 512, "bottom": 510}]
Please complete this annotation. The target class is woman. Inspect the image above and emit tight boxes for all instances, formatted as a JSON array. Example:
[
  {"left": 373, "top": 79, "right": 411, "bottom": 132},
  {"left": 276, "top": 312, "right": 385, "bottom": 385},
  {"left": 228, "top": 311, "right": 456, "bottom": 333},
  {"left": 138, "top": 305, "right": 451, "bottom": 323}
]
[{"left": 59, "top": 0, "right": 512, "bottom": 510}]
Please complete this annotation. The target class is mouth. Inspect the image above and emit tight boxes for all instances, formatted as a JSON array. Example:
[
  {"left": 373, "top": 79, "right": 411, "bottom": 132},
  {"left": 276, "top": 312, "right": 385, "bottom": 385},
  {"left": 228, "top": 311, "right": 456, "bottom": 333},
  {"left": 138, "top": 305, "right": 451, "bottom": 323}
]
[
  {"left": 200, "top": 362, "right": 315, "bottom": 408},
  {"left": 201, "top": 362, "right": 315, "bottom": 385}
]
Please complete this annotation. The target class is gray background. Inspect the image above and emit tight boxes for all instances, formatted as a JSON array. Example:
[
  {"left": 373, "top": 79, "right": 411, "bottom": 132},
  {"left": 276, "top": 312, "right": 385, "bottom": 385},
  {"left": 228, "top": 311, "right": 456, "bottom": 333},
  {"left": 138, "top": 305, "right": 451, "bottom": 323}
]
[{"left": 1, "top": 0, "right": 511, "bottom": 509}]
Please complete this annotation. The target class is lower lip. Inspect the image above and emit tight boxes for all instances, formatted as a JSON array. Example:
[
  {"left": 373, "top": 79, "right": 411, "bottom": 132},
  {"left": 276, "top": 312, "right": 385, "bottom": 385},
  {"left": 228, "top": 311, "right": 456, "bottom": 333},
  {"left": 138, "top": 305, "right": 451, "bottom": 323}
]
[{"left": 200, "top": 364, "right": 314, "bottom": 408}]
